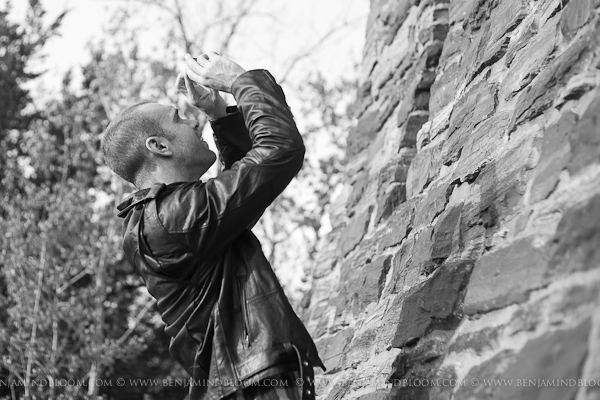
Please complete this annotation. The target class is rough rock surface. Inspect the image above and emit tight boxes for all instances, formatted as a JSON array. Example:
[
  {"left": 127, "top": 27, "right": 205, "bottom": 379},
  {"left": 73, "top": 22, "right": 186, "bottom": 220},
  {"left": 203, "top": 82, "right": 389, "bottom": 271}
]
[{"left": 303, "top": 0, "right": 600, "bottom": 398}]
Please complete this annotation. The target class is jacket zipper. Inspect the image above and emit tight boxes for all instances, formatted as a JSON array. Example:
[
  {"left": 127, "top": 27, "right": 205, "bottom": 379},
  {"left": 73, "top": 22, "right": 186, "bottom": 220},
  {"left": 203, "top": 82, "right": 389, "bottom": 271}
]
[{"left": 237, "top": 278, "right": 250, "bottom": 348}]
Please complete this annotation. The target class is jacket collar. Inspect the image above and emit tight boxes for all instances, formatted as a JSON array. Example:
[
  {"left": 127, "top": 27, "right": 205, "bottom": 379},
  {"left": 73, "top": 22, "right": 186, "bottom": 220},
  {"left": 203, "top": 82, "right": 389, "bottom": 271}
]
[{"left": 116, "top": 183, "right": 166, "bottom": 218}]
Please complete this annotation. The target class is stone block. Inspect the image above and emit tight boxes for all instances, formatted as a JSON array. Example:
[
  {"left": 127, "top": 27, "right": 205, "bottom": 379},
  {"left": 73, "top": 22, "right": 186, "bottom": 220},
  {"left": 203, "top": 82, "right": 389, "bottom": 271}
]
[
  {"left": 416, "top": 121, "right": 431, "bottom": 151},
  {"left": 411, "top": 226, "right": 434, "bottom": 270},
  {"left": 324, "top": 380, "right": 351, "bottom": 400},
  {"left": 502, "top": 18, "right": 557, "bottom": 99},
  {"left": 568, "top": 88, "right": 600, "bottom": 174},
  {"left": 313, "top": 314, "right": 330, "bottom": 338},
  {"left": 436, "top": 28, "right": 468, "bottom": 65},
  {"left": 463, "top": 238, "right": 549, "bottom": 314},
  {"left": 313, "top": 259, "right": 337, "bottom": 279},
  {"left": 379, "top": 202, "right": 415, "bottom": 248},
  {"left": 448, "top": 111, "right": 510, "bottom": 181},
  {"left": 340, "top": 207, "right": 372, "bottom": 256},
  {"left": 413, "top": 180, "right": 450, "bottom": 227},
  {"left": 505, "top": 21, "right": 538, "bottom": 67},
  {"left": 396, "top": 69, "right": 420, "bottom": 124},
  {"left": 379, "top": 0, "right": 419, "bottom": 46},
  {"left": 406, "top": 146, "right": 441, "bottom": 199},
  {"left": 449, "top": 78, "right": 498, "bottom": 136},
  {"left": 455, "top": 23, "right": 488, "bottom": 83},
  {"left": 389, "top": 330, "right": 455, "bottom": 382},
  {"left": 418, "top": 23, "right": 450, "bottom": 44},
  {"left": 391, "top": 262, "right": 473, "bottom": 347},
  {"left": 347, "top": 110, "right": 382, "bottom": 156},
  {"left": 511, "top": 28, "right": 595, "bottom": 129},
  {"left": 390, "top": 236, "right": 416, "bottom": 292},
  {"left": 447, "top": 326, "right": 500, "bottom": 354},
  {"left": 555, "top": 70, "right": 599, "bottom": 107},
  {"left": 458, "top": 133, "right": 530, "bottom": 235},
  {"left": 488, "top": 0, "right": 527, "bottom": 44},
  {"left": 433, "top": 6, "right": 449, "bottom": 23},
  {"left": 399, "top": 111, "right": 429, "bottom": 148},
  {"left": 375, "top": 161, "right": 411, "bottom": 223},
  {"left": 375, "top": 76, "right": 403, "bottom": 123},
  {"left": 431, "top": 205, "right": 463, "bottom": 261},
  {"left": 548, "top": 193, "right": 600, "bottom": 274},
  {"left": 376, "top": 183, "right": 406, "bottom": 222},
  {"left": 429, "top": 60, "right": 460, "bottom": 117},
  {"left": 496, "top": 318, "right": 591, "bottom": 400},
  {"left": 449, "top": 0, "right": 478, "bottom": 24},
  {"left": 417, "top": 69, "right": 437, "bottom": 90},
  {"left": 346, "top": 328, "right": 381, "bottom": 369},
  {"left": 454, "top": 350, "right": 518, "bottom": 399},
  {"left": 420, "top": 40, "right": 444, "bottom": 68},
  {"left": 467, "top": 0, "right": 499, "bottom": 31},
  {"left": 559, "top": 0, "right": 592, "bottom": 41},
  {"left": 355, "top": 80, "right": 373, "bottom": 118},
  {"left": 315, "top": 328, "right": 355, "bottom": 373},
  {"left": 472, "top": 0, "right": 527, "bottom": 76},
  {"left": 339, "top": 254, "right": 392, "bottom": 316},
  {"left": 530, "top": 111, "right": 577, "bottom": 203},
  {"left": 348, "top": 170, "right": 370, "bottom": 207},
  {"left": 356, "top": 391, "right": 390, "bottom": 400},
  {"left": 413, "top": 89, "right": 430, "bottom": 111}
]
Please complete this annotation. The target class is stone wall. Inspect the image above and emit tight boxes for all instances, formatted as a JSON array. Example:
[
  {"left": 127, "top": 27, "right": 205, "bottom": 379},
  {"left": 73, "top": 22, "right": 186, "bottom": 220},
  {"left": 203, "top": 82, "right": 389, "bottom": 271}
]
[{"left": 303, "top": 0, "right": 600, "bottom": 398}]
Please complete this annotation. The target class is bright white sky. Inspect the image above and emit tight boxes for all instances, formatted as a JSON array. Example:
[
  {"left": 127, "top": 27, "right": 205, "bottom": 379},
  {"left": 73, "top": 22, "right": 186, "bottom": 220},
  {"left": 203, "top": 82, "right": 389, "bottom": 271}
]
[{"left": 3, "top": 0, "right": 369, "bottom": 96}]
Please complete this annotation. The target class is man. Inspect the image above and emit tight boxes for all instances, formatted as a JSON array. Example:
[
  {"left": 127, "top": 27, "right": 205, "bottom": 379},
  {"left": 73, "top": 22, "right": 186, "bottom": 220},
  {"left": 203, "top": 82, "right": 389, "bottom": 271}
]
[{"left": 101, "top": 52, "right": 325, "bottom": 400}]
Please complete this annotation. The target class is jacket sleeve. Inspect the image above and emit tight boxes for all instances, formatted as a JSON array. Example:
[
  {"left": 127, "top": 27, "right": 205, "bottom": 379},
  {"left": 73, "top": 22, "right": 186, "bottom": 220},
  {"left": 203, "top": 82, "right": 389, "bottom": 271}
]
[
  {"left": 210, "top": 108, "right": 252, "bottom": 170},
  {"left": 159, "top": 69, "right": 305, "bottom": 259}
]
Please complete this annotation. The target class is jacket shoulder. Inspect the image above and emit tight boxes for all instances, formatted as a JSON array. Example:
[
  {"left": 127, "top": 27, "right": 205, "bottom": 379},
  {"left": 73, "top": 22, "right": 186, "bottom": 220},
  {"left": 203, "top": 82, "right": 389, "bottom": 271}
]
[{"left": 153, "top": 181, "right": 209, "bottom": 235}]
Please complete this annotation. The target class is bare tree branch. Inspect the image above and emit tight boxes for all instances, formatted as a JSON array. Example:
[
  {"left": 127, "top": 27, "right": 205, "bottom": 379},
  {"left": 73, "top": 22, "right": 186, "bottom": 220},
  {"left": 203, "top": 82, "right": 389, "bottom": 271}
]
[
  {"left": 25, "top": 240, "right": 46, "bottom": 397},
  {"left": 278, "top": 15, "right": 364, "bottom": 85},
  {"left": 0, "top": 361, "right": 25, "bottom": 386},
  {"left": 219, "top": 0, "right": 260, "bottom": 53},
  {"left": 115, "top": 298, "right": 157, "bottom": 347},
  {"left": 173, "top": 0, "right": 192, "bottom": 53}
]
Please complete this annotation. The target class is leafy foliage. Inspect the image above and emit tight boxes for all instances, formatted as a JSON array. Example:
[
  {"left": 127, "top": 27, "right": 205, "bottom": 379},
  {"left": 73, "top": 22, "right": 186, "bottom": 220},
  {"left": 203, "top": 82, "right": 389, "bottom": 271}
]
[
  {"left": 0, "top": 1, "right": 358, "bottom": 399},
  {"left": 0, "top": 3, "right": 185, "bottom": 399}
]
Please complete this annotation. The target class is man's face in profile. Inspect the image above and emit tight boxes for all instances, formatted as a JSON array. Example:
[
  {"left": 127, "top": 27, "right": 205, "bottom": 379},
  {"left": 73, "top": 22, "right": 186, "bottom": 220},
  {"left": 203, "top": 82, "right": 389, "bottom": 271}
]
[{"left": 138, "top": 103, "right": 217, "bottom": 178}]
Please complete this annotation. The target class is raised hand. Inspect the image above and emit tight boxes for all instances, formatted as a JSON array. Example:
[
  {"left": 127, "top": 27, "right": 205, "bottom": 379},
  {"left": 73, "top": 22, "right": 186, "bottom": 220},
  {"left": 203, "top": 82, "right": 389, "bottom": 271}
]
[
  {"left": 184, "top": 52, "right": 246, "bottom": 93},
  {"left": 175, "top": 72, "right": 227, "bottom": 120}
]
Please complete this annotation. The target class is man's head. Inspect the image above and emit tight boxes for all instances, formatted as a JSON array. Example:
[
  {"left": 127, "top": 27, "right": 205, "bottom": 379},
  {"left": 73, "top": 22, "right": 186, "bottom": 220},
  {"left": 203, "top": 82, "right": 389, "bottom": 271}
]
[{"left": 102, "top": 102, "right": 216, "bottom": 188}]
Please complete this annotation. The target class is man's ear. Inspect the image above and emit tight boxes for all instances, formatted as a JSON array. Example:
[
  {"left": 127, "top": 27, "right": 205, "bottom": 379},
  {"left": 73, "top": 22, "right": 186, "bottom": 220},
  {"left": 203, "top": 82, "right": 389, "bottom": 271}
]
[{"left": 145, "top": 136, "right": 173, "bottom": 157}]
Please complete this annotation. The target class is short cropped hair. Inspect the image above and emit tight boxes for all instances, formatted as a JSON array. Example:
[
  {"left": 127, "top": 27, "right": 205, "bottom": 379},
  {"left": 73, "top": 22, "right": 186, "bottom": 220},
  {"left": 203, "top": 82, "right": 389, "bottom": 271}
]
[{"left": 101, "top": 101, "right": 171, "bottom": 187}]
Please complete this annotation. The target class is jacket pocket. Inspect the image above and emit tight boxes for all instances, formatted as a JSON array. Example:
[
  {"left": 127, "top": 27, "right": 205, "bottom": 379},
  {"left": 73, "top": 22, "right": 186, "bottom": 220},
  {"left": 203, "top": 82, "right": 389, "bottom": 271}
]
[{"left": 236, "top": 277, "right": 251, "bottom": 348}]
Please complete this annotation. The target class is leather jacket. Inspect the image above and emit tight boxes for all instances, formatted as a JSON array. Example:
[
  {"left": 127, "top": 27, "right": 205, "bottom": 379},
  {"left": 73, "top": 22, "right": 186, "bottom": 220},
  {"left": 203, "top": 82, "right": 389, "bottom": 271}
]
[{"left": 116, "top": 70, "right": 325, "bottom": 399}]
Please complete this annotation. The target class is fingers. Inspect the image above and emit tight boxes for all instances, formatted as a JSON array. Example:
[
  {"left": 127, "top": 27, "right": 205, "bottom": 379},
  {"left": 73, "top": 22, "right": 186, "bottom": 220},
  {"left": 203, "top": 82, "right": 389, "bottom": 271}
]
[
  {"left": 186, "top": 51, "right": 220, "bottom": 70},
  {"left": 183, "top": 73, "right": 194, "bottom": 96},
  {"left": 175, "top": 73, "right": 187, "bottom": 93},
  {"left": 184, "top": 51, "right": 231, "bottom": 90},
  {"left": 185, "top": 54, "right": 208, "bottom": 84},
  {"left": 187, "top": 53, "right": 206, "bottom": 69},
  {"left": 185, "top": 65, "right": 205, "bottom": 85}
]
